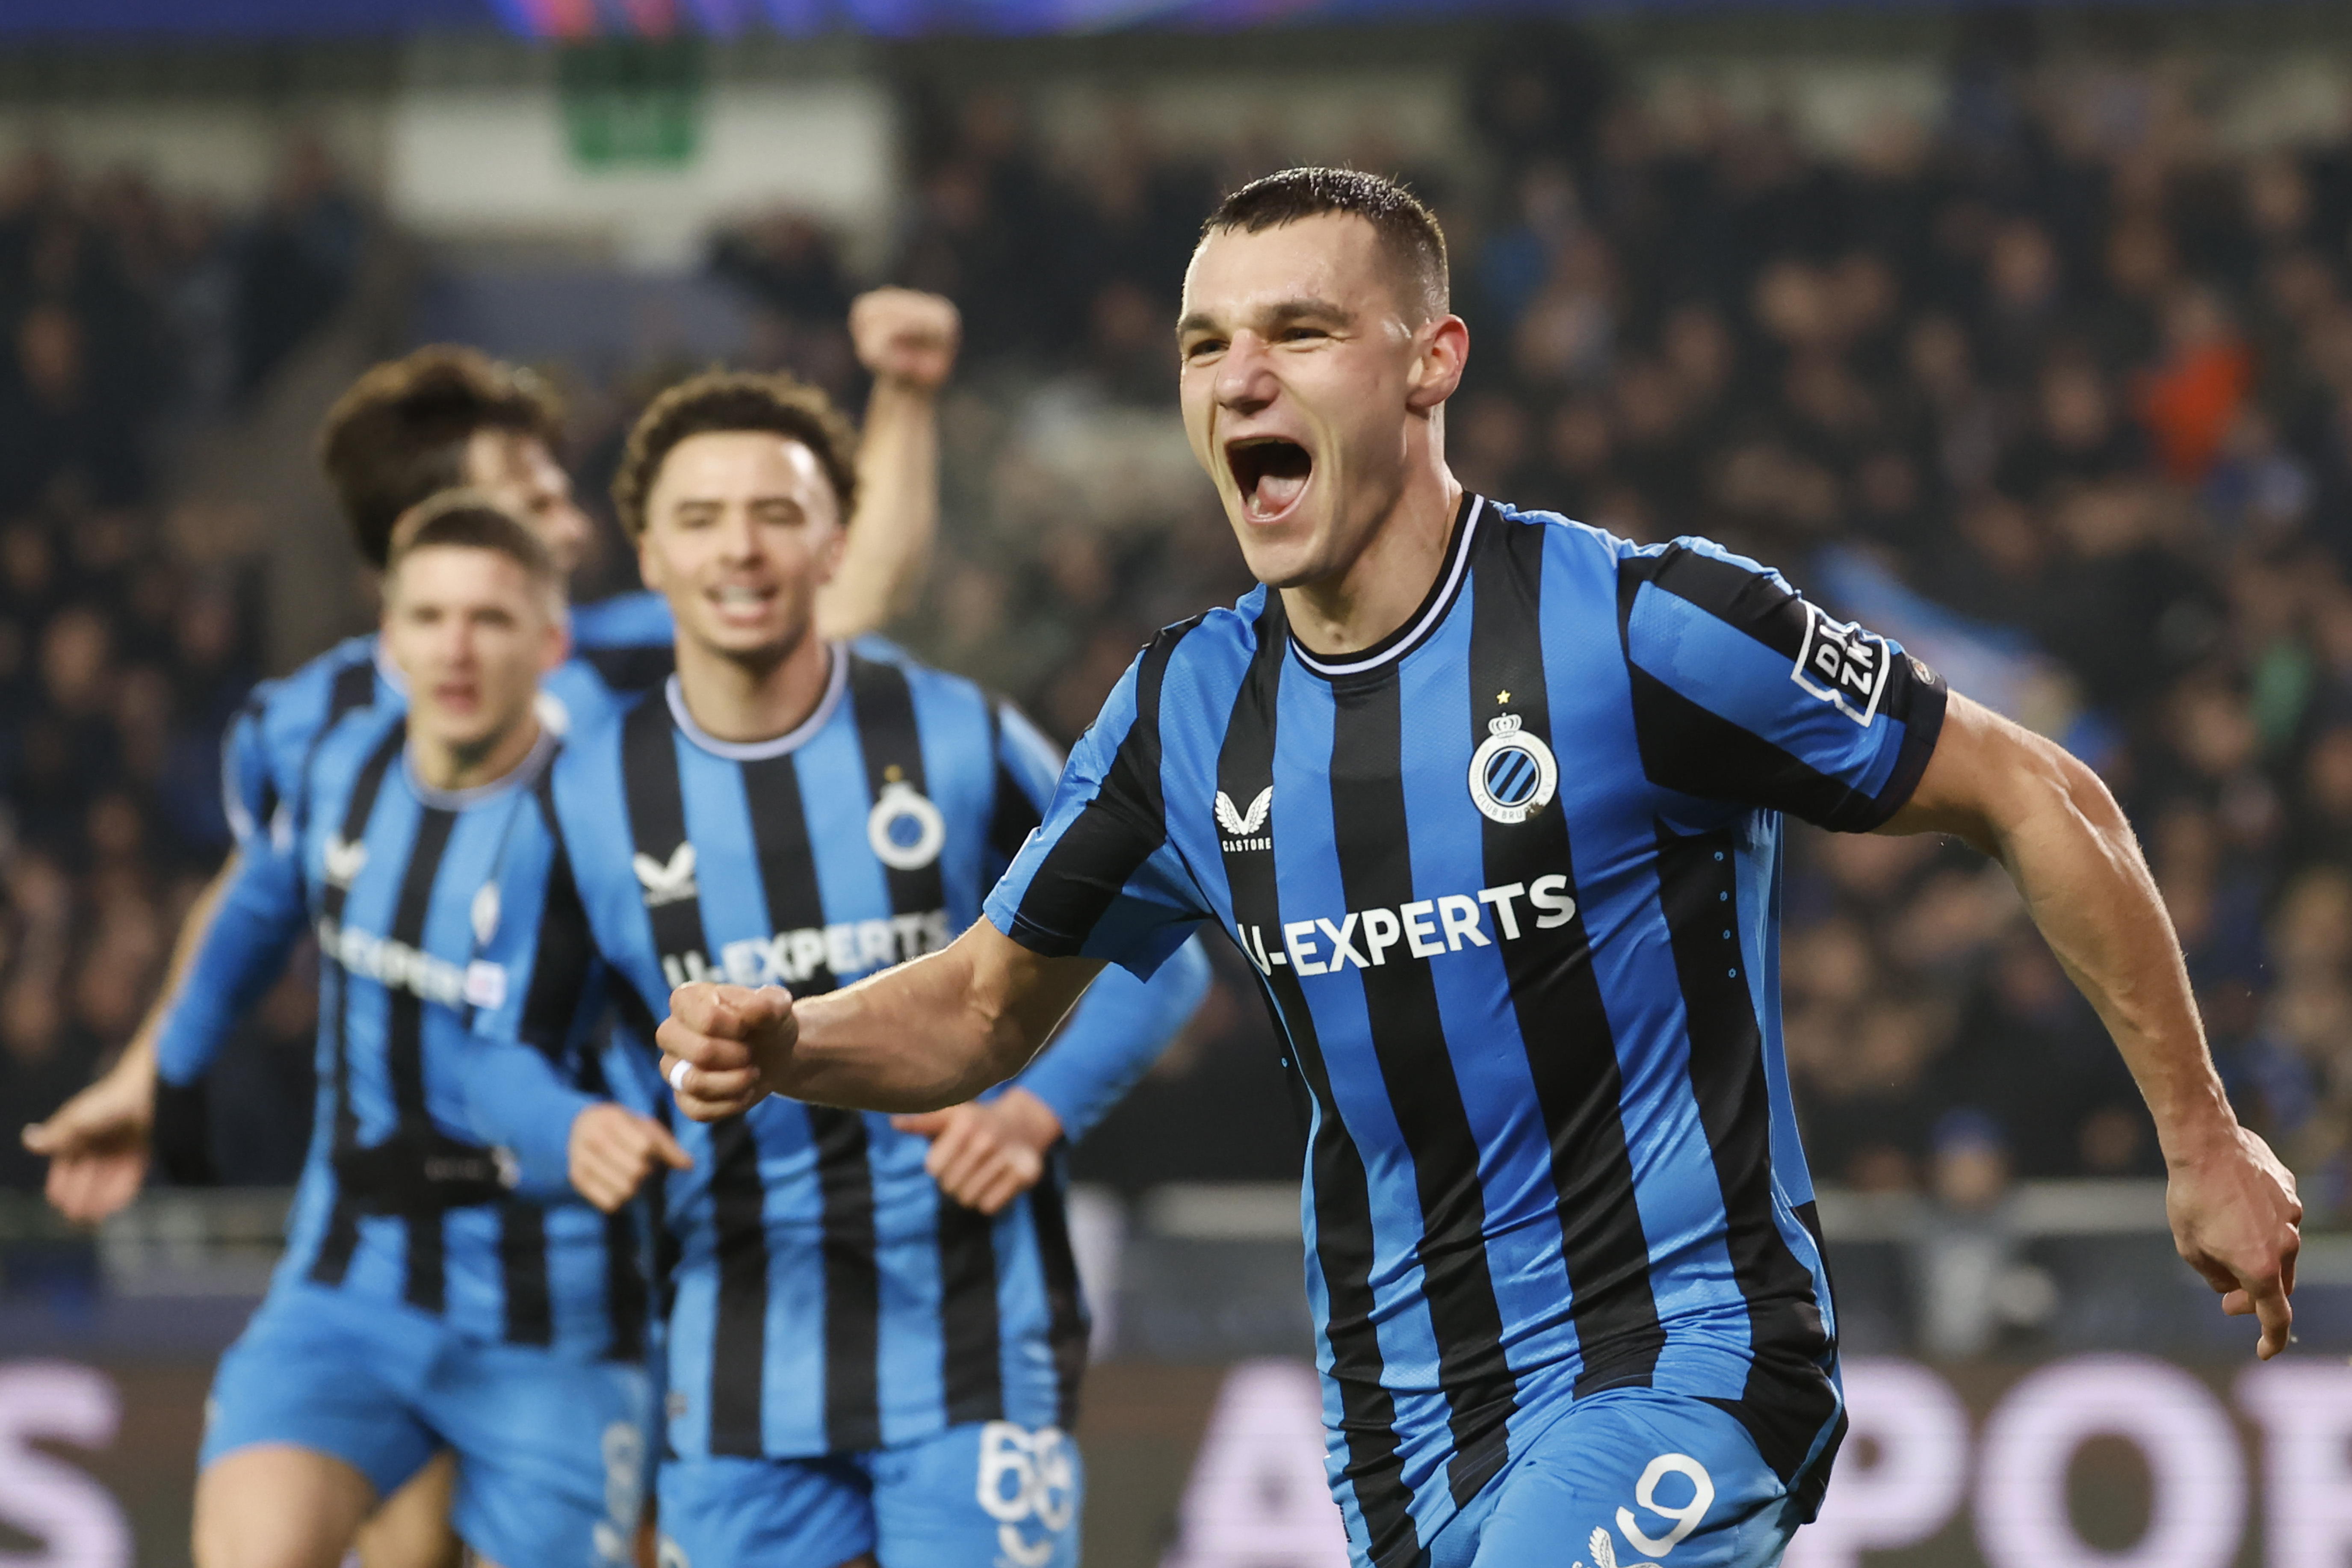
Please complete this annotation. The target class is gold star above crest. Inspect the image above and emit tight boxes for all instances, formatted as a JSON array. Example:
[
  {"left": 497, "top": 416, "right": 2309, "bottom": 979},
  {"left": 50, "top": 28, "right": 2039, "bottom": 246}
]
[
  {"left": 885, "top": 765, "right": 904, "bottom": 783},
  {"left": 1495, "top": 690, "right": 1511, "bottom": 705}
]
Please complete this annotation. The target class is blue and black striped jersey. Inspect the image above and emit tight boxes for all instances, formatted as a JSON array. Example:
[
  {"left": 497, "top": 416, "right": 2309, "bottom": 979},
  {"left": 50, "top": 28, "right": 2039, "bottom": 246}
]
[
  {"left": 506, "top": 644, "right": 1209, "bottom": 1460},
  {"left": 163, "top": 707, "right": 646, "bottom": 1361},
  {"left": 984, "top": 497, "right": 1949, "bottom": 1567}
]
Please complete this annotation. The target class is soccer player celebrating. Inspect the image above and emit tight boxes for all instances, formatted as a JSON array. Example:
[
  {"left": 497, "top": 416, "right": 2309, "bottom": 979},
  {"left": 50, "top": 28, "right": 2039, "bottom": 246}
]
[
  {"left": 463, "top": 368, "right": 1210, "bottom": 1568},
  {"left": 656, "top": 171, "right": 2304, "bottom": 1568},
  {"left": 167, "top": 493, "right": 649, "bottom": 1568}
]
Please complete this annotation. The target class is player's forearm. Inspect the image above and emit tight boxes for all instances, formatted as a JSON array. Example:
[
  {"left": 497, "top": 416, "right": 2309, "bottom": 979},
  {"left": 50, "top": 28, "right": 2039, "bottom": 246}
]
[
  {"left": 788, "top": 942, "right": 1040, "bottom": 1112},
  {"left": 154, "top": 850, "right": 307, "bottom": 1086},
  {"left": 119, "top": 853, "right": 240, "bottom": 1078},
  {"left": 1973, "top": 737, "right": 2235, "bottom": 1162},
  {"left": 816, "top": 377, "right": 937, "bottom": 640}
]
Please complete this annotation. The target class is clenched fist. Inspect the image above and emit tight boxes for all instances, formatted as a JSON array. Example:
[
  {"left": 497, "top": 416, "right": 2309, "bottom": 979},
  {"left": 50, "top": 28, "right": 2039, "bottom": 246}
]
[
  {"left": 658, "top": 983, "right": 798, "bottom": 1122},
  {"left": 850, "top": 288, "right": 961, "bottom": 394}
]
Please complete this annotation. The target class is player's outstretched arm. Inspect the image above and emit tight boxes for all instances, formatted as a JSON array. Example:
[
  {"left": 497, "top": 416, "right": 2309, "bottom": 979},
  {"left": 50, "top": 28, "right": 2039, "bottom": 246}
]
[
  {"left": 1880, "top": 691, "right": 2302, "bottom": 1358},
  {"left": 20, "top": 853, "right": 242, "bottom": 1223},
  {"left": 816, "top": 287, "right": 961, "bottom": 641},
  {"left": 659, "top": 920, "right": 1104, "bottom": 1122}
]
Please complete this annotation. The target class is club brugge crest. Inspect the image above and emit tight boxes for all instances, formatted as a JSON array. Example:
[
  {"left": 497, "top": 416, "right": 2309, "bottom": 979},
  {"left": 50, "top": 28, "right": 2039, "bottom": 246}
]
[
  {"left": 1468, "top": 713, "right": 1557, "bottom": 824},
  {"left": 868, "top": 777, "right": 946, "bottom": 871}
]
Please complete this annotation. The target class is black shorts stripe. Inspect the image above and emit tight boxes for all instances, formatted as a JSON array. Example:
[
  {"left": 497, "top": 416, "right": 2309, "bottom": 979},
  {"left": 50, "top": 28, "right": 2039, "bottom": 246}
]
[
  {"left": 388, "top": 806, "right": 458, "bottom": 1314},
  {"left": 849, "top": 654, "right": 1011, "bottom": 1426},
  {"left": 621, "top": 695, "right": 770, "bottom": 1454},
  {"left": 1656, "top": 825, "right": 1838, "bottom": 1483},
  {"left": 1006, "top": 618, "right": 1200, "bottom": 956},
  {"left": 1217, "top": 602, "right": 1418, "bottom": 1566},
  {"left": 1025, "top": 1161, "right": 1089, "bottom": 1431},
  {"left": 738, "top": 739, "right": 884, "bottom": 1454},
  {"left": 309, "top": 724, "right": 404, "bottom": 1289},
  {"left": 1468, "top": 517, "right": 1666, "bottom": 1393},
  {"left": 1327, "top": 658, "right": 1517, "bottom": 1508},
  {"left": 499, "top": 1199, "right": 554, "bottom": 1345}
]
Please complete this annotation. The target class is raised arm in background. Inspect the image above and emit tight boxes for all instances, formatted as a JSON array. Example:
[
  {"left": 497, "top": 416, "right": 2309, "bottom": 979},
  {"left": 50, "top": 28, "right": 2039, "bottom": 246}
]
[
  {"left": 816, "top": 287, "right": 961, "bottom": 640},
  {"left": 1879, "top": 690, "right": 2303, "bottom": 1357}
]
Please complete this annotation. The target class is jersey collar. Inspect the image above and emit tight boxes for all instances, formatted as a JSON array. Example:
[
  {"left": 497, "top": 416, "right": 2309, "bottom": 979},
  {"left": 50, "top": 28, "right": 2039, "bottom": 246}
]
[
  {"left": 1285, "top": 492, "right": 1484, "bottom": 681},
  {"left": 403, "top": 721, "right": 558, "bottom": 811},
  {"left": 666, "top": 641, "right": 849, "bottom": 762}
]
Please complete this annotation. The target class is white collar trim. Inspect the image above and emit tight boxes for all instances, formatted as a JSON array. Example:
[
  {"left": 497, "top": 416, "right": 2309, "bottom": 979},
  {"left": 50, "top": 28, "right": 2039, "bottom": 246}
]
[
  {"left": 1288, "top": 496, "right": 1484, "bottom": 678},
  {"left": 666, "top": 644, "right": 848, "bottom": 761}
]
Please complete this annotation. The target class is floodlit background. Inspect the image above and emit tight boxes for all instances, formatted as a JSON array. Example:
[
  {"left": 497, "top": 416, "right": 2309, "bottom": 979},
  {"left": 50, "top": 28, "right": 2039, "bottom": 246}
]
[{"left": 4, "top": 3, "right": 2352, "bottom": 1564}]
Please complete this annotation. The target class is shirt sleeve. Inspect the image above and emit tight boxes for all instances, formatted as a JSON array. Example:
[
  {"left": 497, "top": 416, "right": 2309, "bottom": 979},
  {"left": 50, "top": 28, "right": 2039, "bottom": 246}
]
[
  {"left": 218, "top": 687, "right": 282, "bottom": 854},
  {"left": 1005, "top": 933, "right": 1211, "bottom": 1143},
  {"left": 1618, "top": 537, "right": 1948, "bottom": 833},
  {"left": 153, "top": 834, "right": 310, "bottom": 1087},
  {"left": 982, "top": 632, "right": 1211, "bottom": 980}
]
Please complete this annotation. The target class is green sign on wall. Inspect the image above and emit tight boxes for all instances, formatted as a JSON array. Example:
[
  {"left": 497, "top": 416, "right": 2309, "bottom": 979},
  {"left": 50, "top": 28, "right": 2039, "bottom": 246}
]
[{"left": 558, "top": 38, "right": 706, "bottom": 169}]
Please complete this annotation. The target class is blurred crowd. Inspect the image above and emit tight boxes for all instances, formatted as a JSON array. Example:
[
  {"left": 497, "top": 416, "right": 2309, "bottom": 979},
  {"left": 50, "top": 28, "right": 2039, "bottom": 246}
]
[
  {"left": 0, "top": 147, "right": 366, "bottom": 1190},
  {"left": 16, "top": 32, "right": 2352, "bottom": 1227}
]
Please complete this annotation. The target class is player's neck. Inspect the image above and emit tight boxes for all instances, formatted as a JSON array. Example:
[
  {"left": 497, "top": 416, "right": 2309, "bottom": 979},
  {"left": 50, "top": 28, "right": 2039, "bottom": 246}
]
[
  {"left": 1280, "top": 467, "right": 1463, "bottom": 659},
  {"left": 409, "top": 711, "right": 544, "bottom": 794},
  {"left": 674, "top": 626, "right": 834, "bottom": 743}
]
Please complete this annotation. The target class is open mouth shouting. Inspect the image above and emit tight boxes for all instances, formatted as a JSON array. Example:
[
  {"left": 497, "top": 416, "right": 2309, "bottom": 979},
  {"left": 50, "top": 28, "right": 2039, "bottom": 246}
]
[{"left": 1226, "top": 436, "right": 1313, "bottom": 524}]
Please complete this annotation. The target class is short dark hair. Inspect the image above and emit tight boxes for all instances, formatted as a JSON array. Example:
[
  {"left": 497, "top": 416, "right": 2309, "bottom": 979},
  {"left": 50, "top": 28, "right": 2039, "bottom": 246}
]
[
  {"left": 319, "top": 346, "right": 564, "bottom": 570},
  {"left": 612, "top": 370, "right": 860, "bottom": 539},
  {"left": 1204, "top": 168, "right": 1449, "bottom": 322},
  {"left": 384, "top": 489, "right": 562, "bottom": 611}
]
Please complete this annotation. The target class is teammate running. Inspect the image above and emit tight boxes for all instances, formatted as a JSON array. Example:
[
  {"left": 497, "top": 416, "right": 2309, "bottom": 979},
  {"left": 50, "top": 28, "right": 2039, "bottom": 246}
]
[
  {"left": 655, "top": 170, "right": 2304, "bottom": 1568},
  {"left": 23, "top": 289, "right": 959, "bottom": 1223},
  {"left": 20, "top": 290, "right": 960, "bottom": 1566},
  {"left": 463, "top": 369, "right": 1210, "bottom": 1568},
  {"left": 174, "top": 493, "right": 646, "bottom": 1568}
]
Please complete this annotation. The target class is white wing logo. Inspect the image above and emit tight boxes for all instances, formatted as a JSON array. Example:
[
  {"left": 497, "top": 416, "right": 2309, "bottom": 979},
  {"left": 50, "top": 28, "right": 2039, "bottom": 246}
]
[
  {"left": 1214, "top": 787, "right": 1273, "bottom": 839},
  {"left": 470, "top": 883, "right": 501, "bottom": 946},
  {"left": 323, "top": 833, "right": 367, "bottom": 889},
  {"left": 633, "top": 843, "right": 698, "bottom": 907},
  {"left": 1590, "top": 1528, "right": 1618, "bottom": 1568}
]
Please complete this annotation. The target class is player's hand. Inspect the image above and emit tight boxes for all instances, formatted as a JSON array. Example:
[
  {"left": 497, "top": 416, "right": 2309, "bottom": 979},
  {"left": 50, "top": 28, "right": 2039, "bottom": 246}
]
[
  {"left": 658, "top": 983, "right": 796, "bottom": 1122},
  {"left": 2167, "top": 1122, "right": 2302, "bottom": 1358},
  {"left": 850, "top": 288, "right": 960, "bottom": 394},
  {"left": 21, "top": 1058, "right": 156, "bottom": 1225},
  {"left": 567, "top": 1104, "right": 692, "bottom": 1213},
  {"left": 891, "top": 1088, "right": 1062, "bottom": 1216}
]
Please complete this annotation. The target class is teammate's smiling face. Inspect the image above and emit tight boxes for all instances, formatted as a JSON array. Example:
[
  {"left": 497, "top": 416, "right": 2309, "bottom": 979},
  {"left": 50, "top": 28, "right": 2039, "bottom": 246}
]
[
  {"left": 1178, "top": 212, "right": 1458, "bottom": 592},
  {"left": 461, "top": 428, "right": 592, "bottom": 581},
  {"left": 637, "top": 430, "right": 845, "bottom": 668},
  {"left": 383, "top": 543, "right": 566, "bottom": 761}
]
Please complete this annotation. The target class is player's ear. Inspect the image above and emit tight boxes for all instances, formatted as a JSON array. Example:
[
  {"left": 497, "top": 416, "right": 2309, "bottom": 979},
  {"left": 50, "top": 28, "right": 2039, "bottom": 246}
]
[
  {"left": 541, "top": 605, "right": 571, "bottom": 675},
  {"left": 1405, "top": 314, "right": 1469, "bottom": 414}
]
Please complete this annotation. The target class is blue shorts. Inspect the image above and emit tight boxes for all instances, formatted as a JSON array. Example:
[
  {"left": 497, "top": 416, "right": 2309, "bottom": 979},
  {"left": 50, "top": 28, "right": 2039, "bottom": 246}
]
[
  {"left": 1421, "top": 1387, "right": 1811, "bottom": 1568},
  {"left": 656, "top": 1420, "right": 1083, "bottom": 1568},
  {"left": 202, "top": 1285, "right": 653, "bottom": 1567}
]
